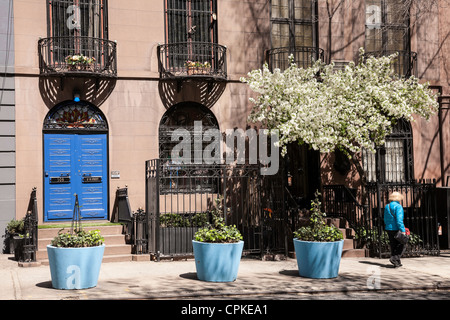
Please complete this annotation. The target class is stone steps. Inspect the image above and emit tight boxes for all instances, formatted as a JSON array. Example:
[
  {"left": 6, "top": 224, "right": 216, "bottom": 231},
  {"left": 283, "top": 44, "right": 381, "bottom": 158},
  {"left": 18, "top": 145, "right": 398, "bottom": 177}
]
[
  {"left": 328, "top": 218, "right": 367, "bottom": 258},
  {"left": 36, "top": 224, "right": 135, "bottom": 265}
]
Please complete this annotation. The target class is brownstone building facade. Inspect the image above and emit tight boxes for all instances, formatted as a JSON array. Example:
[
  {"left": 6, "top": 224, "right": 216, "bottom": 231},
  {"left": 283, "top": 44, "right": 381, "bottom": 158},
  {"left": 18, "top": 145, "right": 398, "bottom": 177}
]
[{"left": 1, "top": 0, "right": 449, "bottom": 247}]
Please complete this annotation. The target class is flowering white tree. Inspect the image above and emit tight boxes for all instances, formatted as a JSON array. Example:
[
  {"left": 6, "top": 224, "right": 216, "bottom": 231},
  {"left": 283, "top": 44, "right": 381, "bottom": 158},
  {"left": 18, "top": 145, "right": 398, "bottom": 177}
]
[{"left": 241, "top": 48, "right": 439, "bottom": 185}]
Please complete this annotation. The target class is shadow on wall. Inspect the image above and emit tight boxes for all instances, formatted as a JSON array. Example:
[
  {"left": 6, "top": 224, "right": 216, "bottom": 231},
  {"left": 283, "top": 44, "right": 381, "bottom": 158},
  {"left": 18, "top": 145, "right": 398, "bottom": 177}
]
[
  {"left": 39, "top": 76, "right": 116, "bottom": 109},
  {"left": 158, "top": 79, "right": 226, "bottom": 110}
]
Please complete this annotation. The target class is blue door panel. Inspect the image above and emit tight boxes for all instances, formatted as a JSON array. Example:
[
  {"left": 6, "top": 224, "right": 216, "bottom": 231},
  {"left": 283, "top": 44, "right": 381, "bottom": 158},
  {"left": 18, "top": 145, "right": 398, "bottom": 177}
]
[
  {"left": 44, "top": 133, "right": 107, "bottom": 222},
  {"left": 44, "top": 134, "right": 74, "bottom": 221},
  {"left": 78, "top": 135, "right": 107, "bottom": 219}
]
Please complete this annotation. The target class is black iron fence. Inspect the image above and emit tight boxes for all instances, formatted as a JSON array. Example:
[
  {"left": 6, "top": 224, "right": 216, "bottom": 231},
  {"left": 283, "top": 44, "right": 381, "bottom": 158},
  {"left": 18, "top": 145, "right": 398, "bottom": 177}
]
[
  {"left": 112, "top": 187, "right": 148, "bottom": 255},
  {"left": 38, "top": 36, "right": 117, "bottom": 77},
  {"left": 157, "top": 42, "right": 227, "bottom": 80},
  {"left": 323, "top": 180, "right": 440, "bottom": 258},
  {"left": 145, "top": 159, "right": 287, "bottom": 260},
  {"left": 13, "top": 188, "right": 39, "bottom": 262}
]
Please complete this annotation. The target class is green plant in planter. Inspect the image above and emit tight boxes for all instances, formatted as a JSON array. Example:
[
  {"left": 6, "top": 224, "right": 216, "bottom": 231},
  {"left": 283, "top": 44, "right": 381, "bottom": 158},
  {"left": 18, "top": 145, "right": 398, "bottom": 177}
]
[
  {"left": 51, "top": 229, "right": 104, "bottom": 248},
  {"left": 160, "top": 212, "right": 209, "bottom": 228},
  {"left": 293, "top": 191, "right": 343, "bottom": 242},
  {"left": 160, "top": 213, "right": 189, "bottom": 227},
  {"left": 6, "top": 219, "right": 25, "bottom": 236},
  {"left": 194, "top": 198, "right": 243, "bottom": 243}
]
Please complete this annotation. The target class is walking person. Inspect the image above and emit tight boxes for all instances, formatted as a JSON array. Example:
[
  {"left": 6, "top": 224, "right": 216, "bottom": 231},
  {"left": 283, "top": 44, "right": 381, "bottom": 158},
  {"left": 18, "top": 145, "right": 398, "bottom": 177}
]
[{"left": 384, "top": 192, "right": 407, "bottom": 267}]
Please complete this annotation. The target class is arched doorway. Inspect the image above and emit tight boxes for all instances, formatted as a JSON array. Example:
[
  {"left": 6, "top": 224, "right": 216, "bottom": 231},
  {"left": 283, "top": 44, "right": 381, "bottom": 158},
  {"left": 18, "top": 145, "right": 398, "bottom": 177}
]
[
  {"left": 43, "top": 100, "right": 109, "bottom": 222},
  {"left": 158, "top": 102, "right": 220, "bottom": 193},
  {"left": 159, "top": 101, "right": 219, "bottom": 161}
]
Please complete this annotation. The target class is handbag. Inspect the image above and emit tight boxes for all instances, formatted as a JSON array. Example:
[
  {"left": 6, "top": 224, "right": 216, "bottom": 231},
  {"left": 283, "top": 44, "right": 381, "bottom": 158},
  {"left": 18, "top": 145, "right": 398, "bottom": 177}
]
[{"left": 388, "top": 204, "right": 409, "bottom": 245}]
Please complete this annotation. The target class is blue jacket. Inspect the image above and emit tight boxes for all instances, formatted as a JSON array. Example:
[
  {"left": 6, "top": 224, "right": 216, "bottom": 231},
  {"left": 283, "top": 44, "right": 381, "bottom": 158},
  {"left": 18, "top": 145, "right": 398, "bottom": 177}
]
[{"left": 384, "top": 201, "right": 405, "bottom": 232}]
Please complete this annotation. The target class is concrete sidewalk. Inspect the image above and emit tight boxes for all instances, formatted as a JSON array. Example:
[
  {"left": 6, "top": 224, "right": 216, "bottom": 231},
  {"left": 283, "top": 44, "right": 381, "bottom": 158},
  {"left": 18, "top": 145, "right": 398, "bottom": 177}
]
[{"left": 1, "top": 252, "right": 450, "bottom": 300}]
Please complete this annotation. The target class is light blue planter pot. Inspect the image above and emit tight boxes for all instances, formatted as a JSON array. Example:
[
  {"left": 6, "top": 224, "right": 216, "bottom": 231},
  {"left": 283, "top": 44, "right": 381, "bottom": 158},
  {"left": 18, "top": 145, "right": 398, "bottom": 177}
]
[
  {"left": 293, "top": 239, "right": 344, "bottom": 279},
  {"left": 192, "top": 240, "right": 244, "bottom": 282},
  {"left": 47, "top": 245, "right": 105, "bottom": 290}
]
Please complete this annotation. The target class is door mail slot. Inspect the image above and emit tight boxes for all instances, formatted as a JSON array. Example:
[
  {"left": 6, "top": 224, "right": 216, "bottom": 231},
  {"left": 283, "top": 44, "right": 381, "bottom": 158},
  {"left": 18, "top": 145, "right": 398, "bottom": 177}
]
[
  {"left": 50, "top": 176, "right": 71, "bottom": 184},
  {"left": 83, "top": 176, "right": 102, "bottom": 183}
]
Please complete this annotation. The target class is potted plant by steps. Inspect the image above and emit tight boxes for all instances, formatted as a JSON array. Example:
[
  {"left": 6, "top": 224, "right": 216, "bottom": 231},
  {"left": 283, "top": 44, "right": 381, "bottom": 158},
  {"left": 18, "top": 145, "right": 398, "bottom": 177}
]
[
  {"left": 47, "top": 228, "right": 105, "bottom": 290},
  {"left": 3, "top": 219, "right": 24, "bottom": 255},
  {"left": 293, "top": 191, "right": 344, "bottom": 279},
  {"left": 192, "top": 199, "right": 244, "bottom": 282},
  {"left": 47, "top": 195, "right": 105, "bottom": 290}
]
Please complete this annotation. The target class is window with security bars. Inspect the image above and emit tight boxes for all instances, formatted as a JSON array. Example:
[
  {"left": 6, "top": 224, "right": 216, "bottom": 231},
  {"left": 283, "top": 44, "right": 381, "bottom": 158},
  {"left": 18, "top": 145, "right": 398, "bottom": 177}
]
[
  {"left": 164, "top": 0, "right": 218, "bottom": 68},
  {"left": 365, "top": 0, "right": 412, "bottom": 75},
  {"left": 48, "top": 0, "right": 108, "bottom": 39},
  {"left": 165, "top": 0, "right": 217, "bottom": 44},
  {"left": 47, "top": 0, "right": 108, "bottom": 63},
  {"left": 363, "top": 119, "right": 414, "bottom": 183},
  {"left": 270, "top": 0, "right": 318, "bottom": 69}
]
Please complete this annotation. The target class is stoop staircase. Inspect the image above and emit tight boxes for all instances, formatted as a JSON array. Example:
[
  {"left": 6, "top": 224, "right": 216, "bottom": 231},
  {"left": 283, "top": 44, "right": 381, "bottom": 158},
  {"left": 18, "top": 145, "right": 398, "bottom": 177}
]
[
  {"left": 36, "top": 223, "right": 135, "bottom": 265},
  {"left": 325, "top": 217, "right": 367, "bottom": 258}
]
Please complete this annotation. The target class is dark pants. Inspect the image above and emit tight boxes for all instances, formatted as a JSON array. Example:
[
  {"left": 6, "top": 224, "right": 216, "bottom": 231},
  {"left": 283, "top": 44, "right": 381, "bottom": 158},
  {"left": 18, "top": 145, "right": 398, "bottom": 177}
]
[{"left": 387, "top": 230, "right": 405, "bottom": 265}]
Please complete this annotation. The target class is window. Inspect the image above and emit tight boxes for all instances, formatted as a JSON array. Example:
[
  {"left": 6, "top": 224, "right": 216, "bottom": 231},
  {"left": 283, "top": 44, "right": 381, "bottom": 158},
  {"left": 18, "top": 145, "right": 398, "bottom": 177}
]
[
  {"left": 158, "top": 102, "right": 220, "bottom": 193},
  {"left": 365, "top": 0, "right": 410, "bottom": 53},
  {"left": 159, "top": 102, "right": 219, "bottom": 162},
  {"left": 271, "top": 0, "right": 316, "bottom": 50},
  {"left": 165, "top": 0, "right": 217, "bottom": 44},
  {"left": 363, "top": 119, "right": 414, "bottom": 183},
  {"left": 48, "top": 0, "right": 108, "bottom": 39},
  {"left": 46, "top": 0, "right": 109, "bottom": 65},
  {"left": 162, "top": 0, "right": 220, "bottom": 72},
  {"left": 43, "top": 101, "right": 108, "bottom": 132},
  {"left": 269, "top": 0, "right": 319, "bottom": 70}
]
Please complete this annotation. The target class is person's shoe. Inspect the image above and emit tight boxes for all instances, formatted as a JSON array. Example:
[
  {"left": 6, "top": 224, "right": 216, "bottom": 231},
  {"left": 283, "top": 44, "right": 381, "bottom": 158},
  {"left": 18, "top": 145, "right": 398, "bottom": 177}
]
[{"left": 389, "top": 257, "right": 402, "bottom": 267}]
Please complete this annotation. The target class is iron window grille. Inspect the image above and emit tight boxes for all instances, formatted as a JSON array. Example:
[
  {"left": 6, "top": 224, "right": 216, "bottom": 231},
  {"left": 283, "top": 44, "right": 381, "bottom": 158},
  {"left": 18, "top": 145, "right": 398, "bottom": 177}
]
[
  {"left": 158, "top": 102, "right": 220, "bottom": 193},
  {"left": 39, "top": 0, "right": 116, "bottom": 77},
  {"left": 47, "top": 0, "right": 108, "bottom": 41},
  {"left": 363, "top": 118, "right": 414, "bottom": 184},
  {"left": 165, "top": 0, "right": 217, "bottom": 45},
  {"left": 160, "top": 0, "right": 224, "bottom": 78},
  {"left": 365, "top": 0, "right": 415, "bottom": 77},
  {"left": 268, "top": 0, "right": 320, "bottom": 71}
]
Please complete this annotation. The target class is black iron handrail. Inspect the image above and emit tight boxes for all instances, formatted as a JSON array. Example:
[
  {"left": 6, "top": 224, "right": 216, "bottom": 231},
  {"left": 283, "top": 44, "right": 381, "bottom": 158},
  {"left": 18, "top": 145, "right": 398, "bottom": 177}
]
[
  {"left": 38, "top": 36, "right": 117, "bottom": 77},
  {"left": 21, "top": 188, "right": 38, "bottom": 262},
  {"left": 364, "top": 50, "right": 417, "bottom": 77},
  {"left": 266, "top": 46, "right": 325, "bottom": 71},
  {"left": 157, "top": 42, "right": 227, "bottom": 80}
]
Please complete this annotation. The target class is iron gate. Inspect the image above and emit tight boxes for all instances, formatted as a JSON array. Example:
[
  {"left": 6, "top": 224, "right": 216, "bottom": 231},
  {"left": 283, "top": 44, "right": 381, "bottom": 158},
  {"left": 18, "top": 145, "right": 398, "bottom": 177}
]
[
  {"left": 145, "top": 159, "right": 287, "bottom": 260},
  {"left": 323, "top": 180, "right": 440, "bottom": 258}
]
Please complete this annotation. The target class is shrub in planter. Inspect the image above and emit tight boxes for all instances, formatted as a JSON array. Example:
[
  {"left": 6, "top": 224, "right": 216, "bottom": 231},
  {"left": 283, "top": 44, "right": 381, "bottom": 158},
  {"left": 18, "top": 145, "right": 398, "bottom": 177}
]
[
  {"left": 193, "top": 199, "right": 244, "bottom": 282},
  {"left": 159, "top": 212, "right": 209, "bottom": 254},
  {"left": 47, "top": 229, "right": 105, "bottom": 290},
  {"left": 4, "top": 219, "right": 25, "bottom": 254},
  {"left": 293, "top": 192, "right": 344, "bottom": 279}
]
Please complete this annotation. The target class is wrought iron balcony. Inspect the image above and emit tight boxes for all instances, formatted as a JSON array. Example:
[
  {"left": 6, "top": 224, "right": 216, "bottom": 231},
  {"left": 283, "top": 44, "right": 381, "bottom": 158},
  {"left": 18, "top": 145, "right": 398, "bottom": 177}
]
[
  {"left": 38, "top": 36, "right": 117, "bottom": 78},
  {"left": 266, "top": 46, "right": 325, "bottom": 71},
  {"left": 364, "top": 50, "right": 417, "bottom": 77},
  {"left": 157, "top": 42, "right": 227, "bottom": 80}
]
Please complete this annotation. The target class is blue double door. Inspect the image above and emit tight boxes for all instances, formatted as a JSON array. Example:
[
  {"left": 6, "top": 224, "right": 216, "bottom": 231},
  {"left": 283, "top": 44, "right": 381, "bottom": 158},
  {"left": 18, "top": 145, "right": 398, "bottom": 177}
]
[{"left": 44, "top": 133, "right": 108, "bottom": 221}]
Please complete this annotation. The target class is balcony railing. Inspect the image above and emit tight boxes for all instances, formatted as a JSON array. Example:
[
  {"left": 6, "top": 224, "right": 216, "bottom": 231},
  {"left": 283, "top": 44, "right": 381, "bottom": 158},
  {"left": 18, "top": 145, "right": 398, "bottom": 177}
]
[
  {"left": 364, "top": 50, "right": 417, "bottom": 78},
  {"left": 157, "top": 42, "right": 227, "bottom": 80},
  {"left": 38, "top": 36, "right": 117, "bottom": 78},
  {"left": 266, "top": 46, "right": 325, "bottom": 71}
]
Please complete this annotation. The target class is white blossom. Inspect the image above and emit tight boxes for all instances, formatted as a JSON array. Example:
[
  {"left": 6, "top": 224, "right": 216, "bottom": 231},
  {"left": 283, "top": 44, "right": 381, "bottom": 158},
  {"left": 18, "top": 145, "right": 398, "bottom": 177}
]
[{"left": 241, "top": 48, "right": 439, "bottom": 157}]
